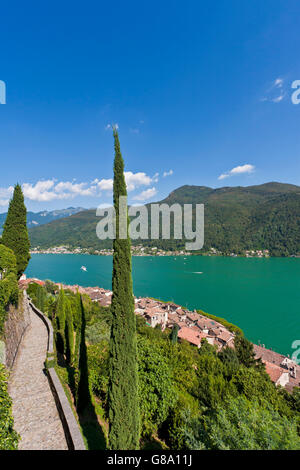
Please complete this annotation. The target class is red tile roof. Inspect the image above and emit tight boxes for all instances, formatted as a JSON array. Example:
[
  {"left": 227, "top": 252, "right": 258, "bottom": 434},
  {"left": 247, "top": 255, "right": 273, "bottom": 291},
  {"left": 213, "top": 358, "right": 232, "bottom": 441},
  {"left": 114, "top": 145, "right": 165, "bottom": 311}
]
[
  {"left": 264, "top": 361, "right": 286, "bottom": 384},
  {"left": 178, "top": 326, "right": 205, "bottom": 347}
]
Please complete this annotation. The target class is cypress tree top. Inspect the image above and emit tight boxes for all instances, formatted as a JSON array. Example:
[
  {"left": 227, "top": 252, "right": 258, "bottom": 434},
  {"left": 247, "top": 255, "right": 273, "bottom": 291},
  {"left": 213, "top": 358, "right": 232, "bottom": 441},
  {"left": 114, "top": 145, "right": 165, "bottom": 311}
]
[
  {"left": 108, "top": 128, "right": 140, "bottom": 450},
  {"left": 2, "top": 184, "right": 30, "bottom": 279}
]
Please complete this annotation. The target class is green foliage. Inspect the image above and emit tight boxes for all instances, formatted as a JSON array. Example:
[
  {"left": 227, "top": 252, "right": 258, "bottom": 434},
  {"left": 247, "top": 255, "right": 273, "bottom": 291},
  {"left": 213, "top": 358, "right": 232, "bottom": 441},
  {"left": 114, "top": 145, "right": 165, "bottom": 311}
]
[
  {"left": 86, "top": 317, "right": 110, "bottom": 345},
  {"left": 44, "top": 279, "right": 57, "bottom": 295},
  {"left": 0, "top": 246, "right": 18, "bottom": 335},
  {"left": 231, "top": 366, "right": 293, "bottom": 417},
  {"left": 55, "top": 288, "right": 66, "bottom": 354},
  {"left": 198, "top": 338, "right": 217, "bottom": 356},
  {"left": 76, "top": 296, "right": 91, "bottom": 413},
  {"left": 138, "top": 336, "right": 177, "bottom": 437},
  {"left": 290, "top": 387, "right": 300, "bottom": 413},
  {"left": 234, "top": 334, "right": 261, "bottom": 368},
  {"left": 0, "top": 364, "right": 19, "bottom": 449},
  {"left": 37, "top": 284, "right": 47, "bottom": 312},
  {"left": 65, "top": 299, "right": 74, "bottom": 365},
  {"left": 194, "top": 353, "right": 235, "bottom": 409},
  {"left": 27, "top": 282, "right": 49, "bottom": 314},
  {"left": 88, "top": 341, "right": 109, "bottom": 406},
  {"left": 1, "top": 184, "right": 30, "bottom": 278},
  {"left": 0, "top": 245, "right": 17, "bottom": 278},
  {"left": 166, "top": 392, "right": 200, "bottom": 450},
  {"left": 170, "top": 324, "right": 179, "bottom": 344},
  {"left": 185, "top": 396, "right": 300, "bottom": 450},
  {"left": 217, "top": 346, "right": 240, "bottom": 377},
  {"left": 107, "top": 129, "right": 140, "bottom": 450}
]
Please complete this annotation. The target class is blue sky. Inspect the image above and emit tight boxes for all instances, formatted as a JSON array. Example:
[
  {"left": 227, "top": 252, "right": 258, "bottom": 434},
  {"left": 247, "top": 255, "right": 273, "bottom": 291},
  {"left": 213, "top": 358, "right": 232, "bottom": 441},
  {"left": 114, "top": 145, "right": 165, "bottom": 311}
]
[{"left": 0, "top": 0, "right": 300, "bottom": 212}]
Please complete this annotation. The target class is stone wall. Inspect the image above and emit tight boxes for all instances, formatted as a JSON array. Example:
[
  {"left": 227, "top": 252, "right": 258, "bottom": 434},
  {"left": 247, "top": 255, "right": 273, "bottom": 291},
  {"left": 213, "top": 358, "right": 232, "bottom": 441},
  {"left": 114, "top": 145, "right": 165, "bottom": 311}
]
[{"left": 4, "top": 290, "right": 31, "bottom": 369}]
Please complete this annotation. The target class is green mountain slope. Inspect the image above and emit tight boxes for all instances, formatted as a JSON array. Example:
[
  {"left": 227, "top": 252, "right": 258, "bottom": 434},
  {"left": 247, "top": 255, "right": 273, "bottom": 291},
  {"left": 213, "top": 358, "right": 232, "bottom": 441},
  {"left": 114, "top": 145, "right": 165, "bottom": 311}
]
[{"left": 28, "top": 182, "right": 300, "bottom": 256}]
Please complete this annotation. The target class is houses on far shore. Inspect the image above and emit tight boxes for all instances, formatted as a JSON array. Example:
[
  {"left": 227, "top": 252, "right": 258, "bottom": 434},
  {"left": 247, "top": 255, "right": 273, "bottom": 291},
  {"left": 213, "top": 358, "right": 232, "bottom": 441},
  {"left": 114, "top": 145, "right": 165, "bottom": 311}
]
[{"left": 20, "top": 277, "right": 300, "bottom": 392}]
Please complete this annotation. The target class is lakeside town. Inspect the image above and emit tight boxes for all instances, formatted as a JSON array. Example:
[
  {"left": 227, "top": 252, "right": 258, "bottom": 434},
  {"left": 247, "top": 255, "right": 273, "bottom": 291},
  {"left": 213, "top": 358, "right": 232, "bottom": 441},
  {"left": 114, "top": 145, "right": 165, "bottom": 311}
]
[
  {"left": 30, "top": 245, "right": 276, "bottom": 258},
  {"left": 20, "top": 276, "right": 300, "bottom": 393}
]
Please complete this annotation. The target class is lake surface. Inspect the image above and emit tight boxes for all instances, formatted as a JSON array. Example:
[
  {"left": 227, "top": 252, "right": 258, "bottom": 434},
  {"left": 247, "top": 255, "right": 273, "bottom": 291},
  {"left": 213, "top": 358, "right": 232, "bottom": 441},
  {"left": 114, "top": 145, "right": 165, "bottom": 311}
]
[{"left": 26, "top": 254, "right": 300, "bottom": 356}]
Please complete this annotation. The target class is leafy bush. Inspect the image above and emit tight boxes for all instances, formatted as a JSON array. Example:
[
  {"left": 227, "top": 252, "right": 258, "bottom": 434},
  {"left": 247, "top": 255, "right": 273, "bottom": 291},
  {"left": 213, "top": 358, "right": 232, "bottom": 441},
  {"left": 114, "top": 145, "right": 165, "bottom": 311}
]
[
  {"left": 0, "top": 364, "right": 19, "bottom": 450},
  {"left": 88, "top": 341, "right": 109, "bottom": 405},
  {"left": 138, "top": 336, "right": 177, "bottom": 437},
  {"left": 184, "top": 396, "right": 300, "bottom": 450},
  {"left": 0, "top": 246, "right": 18, "bottom": 335},
  {"left": 86, "top": 319, "right": 110, "bottom": 345}
]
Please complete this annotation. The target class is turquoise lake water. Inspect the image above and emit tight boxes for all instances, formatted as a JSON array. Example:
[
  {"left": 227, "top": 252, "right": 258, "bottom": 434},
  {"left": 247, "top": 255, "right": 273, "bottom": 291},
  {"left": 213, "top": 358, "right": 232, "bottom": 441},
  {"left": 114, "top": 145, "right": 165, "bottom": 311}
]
[{"left": 26, "top": 254, "right": 300, "bottom": 356}]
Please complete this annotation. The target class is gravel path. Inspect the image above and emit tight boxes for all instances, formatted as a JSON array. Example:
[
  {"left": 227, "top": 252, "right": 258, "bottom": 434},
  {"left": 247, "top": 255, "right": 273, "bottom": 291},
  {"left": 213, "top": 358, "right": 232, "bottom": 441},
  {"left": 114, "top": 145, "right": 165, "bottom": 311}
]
[{"left": 8, "top": 307, "right": 68, "bottom": 450}]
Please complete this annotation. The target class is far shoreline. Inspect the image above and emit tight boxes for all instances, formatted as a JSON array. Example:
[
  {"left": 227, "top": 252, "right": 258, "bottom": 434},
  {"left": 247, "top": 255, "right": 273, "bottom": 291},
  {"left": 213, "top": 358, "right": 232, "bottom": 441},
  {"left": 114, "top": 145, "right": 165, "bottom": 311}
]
[{"left": 29, "top": 251, "right": 300, "bottom": 259}]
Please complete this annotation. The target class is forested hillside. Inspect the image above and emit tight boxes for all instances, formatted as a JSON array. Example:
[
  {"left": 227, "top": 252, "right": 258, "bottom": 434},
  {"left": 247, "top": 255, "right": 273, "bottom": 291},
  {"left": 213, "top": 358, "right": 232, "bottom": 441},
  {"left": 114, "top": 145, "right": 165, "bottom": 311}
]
[{"left": 29, "top": 182, "right": 300, "bottom": 256}]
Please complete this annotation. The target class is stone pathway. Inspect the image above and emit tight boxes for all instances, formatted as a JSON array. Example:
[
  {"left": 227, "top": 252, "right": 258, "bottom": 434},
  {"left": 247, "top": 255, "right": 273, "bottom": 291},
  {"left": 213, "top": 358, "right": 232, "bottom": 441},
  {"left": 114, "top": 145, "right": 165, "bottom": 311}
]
[{"left": 8, "top": 307, "right": 68, "bottom": 450}]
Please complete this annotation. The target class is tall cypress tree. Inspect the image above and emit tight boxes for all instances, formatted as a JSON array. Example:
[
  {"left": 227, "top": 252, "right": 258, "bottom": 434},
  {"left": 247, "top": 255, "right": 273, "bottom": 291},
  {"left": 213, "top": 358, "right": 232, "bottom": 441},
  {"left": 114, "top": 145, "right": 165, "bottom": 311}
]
[
  {"left": 170, "top": 323, "right": 179, "bottom": 344},
  {"left": 107, "top": 128, "right": 140, "bottom": 450},
  {"left": 76, "top": 295, "right": 90, "bottom": 413},
  {"left": 65, "top": 298, "right": 74, "bottom": 365},
  {"left": 56, "top": 288, "right": 66, "bottom": 354},
  {"left": 2, "top": 184, "right": 30, "bottom": 279}
]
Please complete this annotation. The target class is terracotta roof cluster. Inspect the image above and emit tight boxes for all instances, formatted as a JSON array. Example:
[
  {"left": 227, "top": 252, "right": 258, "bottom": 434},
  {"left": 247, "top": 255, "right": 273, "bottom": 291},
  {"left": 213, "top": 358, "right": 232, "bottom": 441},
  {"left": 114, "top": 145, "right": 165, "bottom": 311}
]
[
  {"left": 254, "top": 344, "right": 300, "bottom": 392},
  {"left": 19, "top": 278, "right": 45, "bottom": 288},
  {"left": 264, "top": 361, "right": 287, "bottom": 385}
]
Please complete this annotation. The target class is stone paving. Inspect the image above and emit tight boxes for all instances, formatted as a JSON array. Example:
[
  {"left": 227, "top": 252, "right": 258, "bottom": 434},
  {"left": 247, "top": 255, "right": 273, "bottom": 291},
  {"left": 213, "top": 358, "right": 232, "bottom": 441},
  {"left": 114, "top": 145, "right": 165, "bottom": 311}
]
[{"left": 8, "top": 307, "right": 68, "bottom": 450}]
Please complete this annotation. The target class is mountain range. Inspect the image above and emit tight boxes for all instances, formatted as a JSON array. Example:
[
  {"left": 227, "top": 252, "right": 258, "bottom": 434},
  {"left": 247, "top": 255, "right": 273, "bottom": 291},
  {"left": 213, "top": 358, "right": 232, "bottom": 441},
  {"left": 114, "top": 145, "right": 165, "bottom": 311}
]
[
  {"left": 0, "top": 207, "right": 85, "bottom": 232},
  {"left": 27, "top": 182, "right": 300, "bottom": 256}
]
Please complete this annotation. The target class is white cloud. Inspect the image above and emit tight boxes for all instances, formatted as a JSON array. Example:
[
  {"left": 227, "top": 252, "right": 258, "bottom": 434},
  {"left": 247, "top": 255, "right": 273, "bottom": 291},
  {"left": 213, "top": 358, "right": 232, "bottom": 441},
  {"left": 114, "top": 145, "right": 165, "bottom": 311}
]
[
  {"left": 152, "top": 172, "right": 159, "bottom": 183},
  {"left": 274, "top": 78, "right": 283, "bottom": 88},
  {"left": 96, "top": 178, "right": 113, "bottom": 191},
  {"left": 0, "top": 199, "right": 9, "bottom": 207},
  {"left": 95, "top": 171, "right": 157, "bottom": 193},
  {"left": 0, "top": 169, "right": 157, "bottom": 204},
  {"left": 261, "top": 77, "right": 286, "bottom": 103},
  {"left": 272, "top": 94, "right": 285, "bottom": 103},
  {"left": 132, "top": 187, "right": 157, "bottom": 201},
  {"left": 22, "top": 180, "right": 99, "bottom": 202},
  {"left": 218, "top": 164, "right": 255, "bottom": 180},
  {"left": 0, "top": 186, "right": 13, "bottom": 198},
  {"left": 105, "top": 123, "right": 119, "bottom": 131},
  {"left": 0, "top": 169, "right": 160, "bottom": 205},
  {"left": 0, "top": 186, "right": 14, "bottom": 207},
  {"left": 96, "top": 203, "right": 113, "bottom": 209},
  {"left": 163, "top": 169, "right": 173, "bottom": 177},
  {"left": 124, "top": 171, "right": 153, "bottom": 192}
]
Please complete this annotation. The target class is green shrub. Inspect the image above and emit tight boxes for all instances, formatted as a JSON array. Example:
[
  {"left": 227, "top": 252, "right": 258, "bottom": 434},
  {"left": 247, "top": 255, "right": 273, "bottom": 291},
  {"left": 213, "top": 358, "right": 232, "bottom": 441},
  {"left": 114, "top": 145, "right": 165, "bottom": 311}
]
[
  {"left": 0, "top": 246, "right": 18, "bottom": 336},
  {"left": 185, "top": 396, "right": 300, "bottom": 450},
  {"left": 0, "top": 364, "right": 19, "bottom": 449}
]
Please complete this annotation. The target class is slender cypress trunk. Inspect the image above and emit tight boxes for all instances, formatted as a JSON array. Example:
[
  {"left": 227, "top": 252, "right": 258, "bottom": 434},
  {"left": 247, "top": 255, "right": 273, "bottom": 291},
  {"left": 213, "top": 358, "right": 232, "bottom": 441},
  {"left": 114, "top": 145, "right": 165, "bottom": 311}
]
[{"left": 107, "top": 128, "right": 140, "bottom": 450}]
